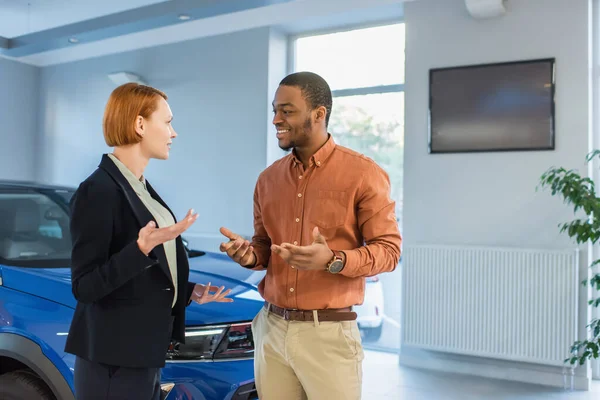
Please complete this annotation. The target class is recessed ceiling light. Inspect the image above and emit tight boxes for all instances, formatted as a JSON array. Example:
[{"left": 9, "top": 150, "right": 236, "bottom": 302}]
[
  {"left": 178, "top": 14, "right": 191, "bottom": 21},
  {"left": 68, "top": 37, "right": 78, "bottom": 44}
]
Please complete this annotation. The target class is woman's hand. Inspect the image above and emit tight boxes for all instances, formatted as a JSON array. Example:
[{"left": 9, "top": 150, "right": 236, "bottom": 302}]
[
  {"left": 137, "top": 209, "right": 199, "bottom": 255},
  {"left": 190, "top": 282, "right": 234, "bottom": 305}
]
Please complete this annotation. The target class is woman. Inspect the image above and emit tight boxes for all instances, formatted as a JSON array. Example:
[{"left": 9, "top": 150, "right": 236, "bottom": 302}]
[{"left": 64, "top": 83, "right": 233, "bottom": 400}]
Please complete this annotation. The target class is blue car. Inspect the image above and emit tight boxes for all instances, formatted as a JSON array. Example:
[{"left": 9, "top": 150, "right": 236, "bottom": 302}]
[{"left": 0, "top": 180, "right": 263, "bottom": 400}]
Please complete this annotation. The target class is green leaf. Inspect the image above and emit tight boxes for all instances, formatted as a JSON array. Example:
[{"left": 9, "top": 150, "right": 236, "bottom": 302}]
[
  {"left": 541, "top": 151, "right": 600, "bottom": 367},
  {"left": 570, "top": 356, "right": 578, "bottom": 365},
  {"left": 586, "top": 149, "right": 600, "bottom": 162},
  {"left": 588, "top": 342, "right": 599, "bottom": 359}
]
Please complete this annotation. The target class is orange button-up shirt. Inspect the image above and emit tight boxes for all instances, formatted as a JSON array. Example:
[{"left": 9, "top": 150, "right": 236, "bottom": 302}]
[{"left": 250, "top": 135, "right": 402, "bottom": 310}]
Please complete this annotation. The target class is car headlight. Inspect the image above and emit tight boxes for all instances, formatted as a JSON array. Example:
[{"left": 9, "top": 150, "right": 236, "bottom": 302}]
[{"left": 166, "top": 322, "right": 254, "bottom": 361}]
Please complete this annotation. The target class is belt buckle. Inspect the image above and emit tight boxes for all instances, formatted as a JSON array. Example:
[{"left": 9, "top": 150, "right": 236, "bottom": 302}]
[{"left": 283, "top": 309, "right": 291, "bottom": 320}]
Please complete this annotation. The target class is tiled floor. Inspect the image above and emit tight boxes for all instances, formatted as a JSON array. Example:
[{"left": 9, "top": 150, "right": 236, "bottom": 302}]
[{"left": 362, "top": 351, "right": 600, "bottom": 399}]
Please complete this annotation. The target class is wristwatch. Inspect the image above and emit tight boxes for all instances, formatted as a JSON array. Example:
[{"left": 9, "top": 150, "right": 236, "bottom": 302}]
[{"left": 326, "top": 250, "right": 345, "bottom": 274}]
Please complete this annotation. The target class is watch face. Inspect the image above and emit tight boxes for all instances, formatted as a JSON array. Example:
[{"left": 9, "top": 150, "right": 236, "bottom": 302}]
[{"left": 329, "top": 260, "right": 344, "bottom": 274}]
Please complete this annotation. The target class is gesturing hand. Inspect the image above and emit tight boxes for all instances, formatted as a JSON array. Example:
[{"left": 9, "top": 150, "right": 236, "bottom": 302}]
[
  {"left": 137, "top": 209, "right": 199, "bottom": 256},
  {"left": 219, "top": 227, "right": 256, "bottom": 267},
  {"left": 190, "top": 282, "right": 234, "bottom": 305},
  {"left": 271, "top": 227, "right": 334, "bottom": 271}
]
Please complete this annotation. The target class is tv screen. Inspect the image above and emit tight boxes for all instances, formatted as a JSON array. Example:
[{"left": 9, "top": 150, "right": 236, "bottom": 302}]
[{"left": 428, "top": 58, "right": 555, "bottom": 153}]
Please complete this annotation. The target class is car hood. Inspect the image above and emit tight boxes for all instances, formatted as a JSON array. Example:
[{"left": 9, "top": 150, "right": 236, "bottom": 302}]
[{"left": 0, "top": 252, "right": 266, "bottom": 325}]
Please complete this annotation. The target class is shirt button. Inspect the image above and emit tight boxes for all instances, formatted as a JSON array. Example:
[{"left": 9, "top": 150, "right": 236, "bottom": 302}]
[
  {"left": 298, "top": 193, "right": 302, "bottom": 197},
  {"left": 290, "top": 288, "right": 295, "bottom": 292},
  {"left": 291, "top": 265, "right": 295, "bottom": 269},
  {"left": 293, "top": 241, "right": 298, "bottom": 245},
  {"left": 299, "top": 175, "right": 303, "bottom": 179},
  {"left": 295, "top": 218, "right": 300, "bottom": 222}
]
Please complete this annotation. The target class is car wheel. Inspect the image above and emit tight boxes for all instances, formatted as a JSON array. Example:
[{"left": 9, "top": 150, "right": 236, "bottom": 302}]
[
  {"left": 0, "top": 370, "right": 55, "bottom": 400},
  {"left": 360, "top": 324, "right": 383, "bottom": 343}
]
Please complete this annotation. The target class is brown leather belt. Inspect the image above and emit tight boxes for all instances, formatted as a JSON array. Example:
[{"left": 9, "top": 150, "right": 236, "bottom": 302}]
[{"left": 264, "top": 302, "right": 357, "bottom": 322}]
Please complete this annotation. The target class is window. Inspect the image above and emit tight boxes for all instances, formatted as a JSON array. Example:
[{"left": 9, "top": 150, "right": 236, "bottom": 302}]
[
  {"left": 51, "top": 189, "right": 75, "bottom": 205},
  {"left": 292, "top": 22, "right": 405, "bottom": 352},
  {"left": 0, "top": 191, "right": 72, "bottom": 265},
  {"left": 294, "top": 24, "right": 405, "bottom": 89},
  {"left": 293, "top": 23, "right": 405, "bottom": 225},
  {"left": 328, "top": 92, "right": 404, "bottom": 219}
]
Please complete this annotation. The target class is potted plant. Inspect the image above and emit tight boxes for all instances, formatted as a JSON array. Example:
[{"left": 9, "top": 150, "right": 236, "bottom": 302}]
[{"left": 539, "top": 150, "right": 600, "bottom": 366}]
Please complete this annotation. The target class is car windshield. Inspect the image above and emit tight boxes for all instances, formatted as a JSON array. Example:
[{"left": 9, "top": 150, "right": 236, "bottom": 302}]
[{"left": 0, "top": 188, "right": 74, "bottom": 267}]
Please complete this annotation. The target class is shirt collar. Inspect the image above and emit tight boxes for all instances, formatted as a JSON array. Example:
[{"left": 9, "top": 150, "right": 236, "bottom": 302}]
[
  {"left": 107, "top": 153, "right": 147, "bottom": 193},
  {"left": 291, "top": 134, "right": 336, "bottom": 168}
]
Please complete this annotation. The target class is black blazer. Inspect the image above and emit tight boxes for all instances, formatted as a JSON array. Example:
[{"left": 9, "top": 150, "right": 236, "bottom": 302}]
[{"left": 64, "top": 154, "right": 195, "bottom": 368}]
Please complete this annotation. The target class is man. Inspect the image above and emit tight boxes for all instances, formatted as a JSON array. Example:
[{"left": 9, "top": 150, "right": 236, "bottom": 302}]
[{"left": 219, "top": 71, "right": 401, "bottom": 399}]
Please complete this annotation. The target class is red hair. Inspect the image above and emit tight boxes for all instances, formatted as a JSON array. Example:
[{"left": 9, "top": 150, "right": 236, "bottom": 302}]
[{"left": 103, "top": 83, "right": 167, "bottom": 146}]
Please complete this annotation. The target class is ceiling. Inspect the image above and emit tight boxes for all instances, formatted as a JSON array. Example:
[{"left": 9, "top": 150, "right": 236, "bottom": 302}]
[
  {"left": 0, "top": 0, "right": 407, "bottom": 66},
  {"left": 0, "top": 0, "right": 166, "bottom": 38}
]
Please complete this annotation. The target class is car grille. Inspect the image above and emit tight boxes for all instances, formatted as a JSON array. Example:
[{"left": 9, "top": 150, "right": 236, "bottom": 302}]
[{"left": 232, "top": 382, "right": 258, "bottom": 400}]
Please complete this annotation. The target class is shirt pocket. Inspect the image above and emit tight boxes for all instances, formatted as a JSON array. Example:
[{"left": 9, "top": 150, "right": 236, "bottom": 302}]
[{"left": 310, "top": 190, "right": 348, "bottom": 229}]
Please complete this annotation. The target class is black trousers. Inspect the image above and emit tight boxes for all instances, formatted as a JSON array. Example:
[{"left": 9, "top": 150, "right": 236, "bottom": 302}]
[{"left": 74, "top": 357, "right": 161, "bottom": 400}]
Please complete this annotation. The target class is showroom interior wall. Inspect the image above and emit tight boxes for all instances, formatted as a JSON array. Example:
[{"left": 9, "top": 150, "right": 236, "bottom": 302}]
[
  {"left": 402, "top": 0, "right": 592, "bottom": 388},
  {"left": 0, "top": 57, "right": 39, "bottom": 181},
  {"left": 36, "top": 27, "right": 288, "bottom": 251}
]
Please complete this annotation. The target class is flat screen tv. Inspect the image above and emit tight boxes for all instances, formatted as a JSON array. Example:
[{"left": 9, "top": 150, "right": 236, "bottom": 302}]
[{"left": 428, "top": 58, "right": 556, "bottom": 154}]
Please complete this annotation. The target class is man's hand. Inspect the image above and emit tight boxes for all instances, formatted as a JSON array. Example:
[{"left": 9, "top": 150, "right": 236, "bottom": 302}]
[
  {"left": 190, "top": 282, "right": 234, "bottom": 305},
  {"left": 137, "top": 209, "right": 199, "bottom": 255},
  {"left": 271, "top": 227, "right": 334, "bottom": 271},
  {"left": 219, "top": 227, "right": 256, "bottom": 267}
]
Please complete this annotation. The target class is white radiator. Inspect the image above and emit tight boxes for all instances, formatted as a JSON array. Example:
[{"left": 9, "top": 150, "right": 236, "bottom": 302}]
[{"left": 402, "top": 245, "right": 580, "bottom": 366}]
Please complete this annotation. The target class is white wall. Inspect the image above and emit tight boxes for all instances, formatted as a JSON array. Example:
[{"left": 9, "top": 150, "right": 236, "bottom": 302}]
[
  {"left": 402, "top": 0, "right": 592, "bottom": 388},
  {"left": 0, "top": 57, "right": 39, "bottom": 181},
  {"left": 266, "top": 28, "right": 290, "bottom": 166},
  {"left": 404, "top": 0, "right": 590, "bottom": 249}
]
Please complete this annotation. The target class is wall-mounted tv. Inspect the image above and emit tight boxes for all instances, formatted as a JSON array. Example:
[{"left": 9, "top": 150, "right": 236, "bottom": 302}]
[{"left": 428, "top": 58, "right": 555, "bottom": 154}]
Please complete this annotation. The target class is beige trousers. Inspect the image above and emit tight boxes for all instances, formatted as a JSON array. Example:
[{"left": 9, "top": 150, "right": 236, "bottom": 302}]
[{"left": 251, "top": 306, "right": 364, "bottom": 400}]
